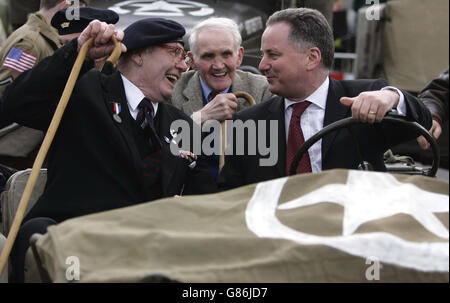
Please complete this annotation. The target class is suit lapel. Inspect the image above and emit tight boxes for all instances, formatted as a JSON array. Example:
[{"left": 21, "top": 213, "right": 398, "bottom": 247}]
[
  {"left": 182, "top": 72, "right": 204, "bottom": 115},
  {"left": 321, "top": 78, "right": 351, "bottom": 161},
  {"left": 103, "top": 72, "right": 144, "bottom": 179},
  {"left": 267, "top": 96, "right": 287, "bottom": 177}
]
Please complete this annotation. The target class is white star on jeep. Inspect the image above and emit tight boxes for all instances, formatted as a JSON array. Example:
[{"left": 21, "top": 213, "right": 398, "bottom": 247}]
[
  {"left": 245, "top": 170, "right": 449, "bottom": 272},
  {"left": 132, "top": 1, "right": 192, "bottom": 16},
  {"left": 279, "top": 171, "right": 449, "bottom": 239},
  {"left": 110, "top": 0, "right": 214, "bottom": 17}
]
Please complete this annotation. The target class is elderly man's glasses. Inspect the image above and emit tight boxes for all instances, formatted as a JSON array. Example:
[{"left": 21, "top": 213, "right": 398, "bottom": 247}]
[{"left": 160, "top": 44, "right": 186, "bottom": 62}]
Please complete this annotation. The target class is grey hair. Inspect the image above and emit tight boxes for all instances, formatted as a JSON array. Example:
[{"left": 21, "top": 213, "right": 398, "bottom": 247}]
[
  {"left": 267, "top": 8, "right": 334, "bottom": 70},
  {"left": 188, "top": 17, "right": 242, "bottom": 59}
]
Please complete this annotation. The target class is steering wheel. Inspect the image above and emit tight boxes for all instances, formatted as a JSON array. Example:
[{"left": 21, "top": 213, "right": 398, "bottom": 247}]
[{"left": 288, "top": 115, "right": 440, "bottom": 177}]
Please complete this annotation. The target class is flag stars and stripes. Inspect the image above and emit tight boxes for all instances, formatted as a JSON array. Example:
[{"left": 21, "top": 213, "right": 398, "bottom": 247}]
[{"left": 2, "top": 47, "right": 37, "bottom": 73}]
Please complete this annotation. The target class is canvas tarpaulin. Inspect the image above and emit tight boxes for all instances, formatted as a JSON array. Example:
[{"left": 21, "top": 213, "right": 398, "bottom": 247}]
[
  {"left": 33, "top": 169, "right": 449, "bottom": 282},
  {"left": 382, "top": 0, "right": 449, "bottom": 93},
  {"left": 0, "top": 123, "right": 43, "bottom": 157}
]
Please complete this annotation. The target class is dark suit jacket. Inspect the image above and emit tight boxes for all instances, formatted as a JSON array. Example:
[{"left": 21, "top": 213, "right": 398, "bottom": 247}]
[
  {"left": 218, "top": 78, "right": 432, "bottom": 190},
  {"left": 419, "top": 69, "right": 449, "bottom": 124},
  {"left": 2, "top": 40, "right": 217, "bottom": 222}
]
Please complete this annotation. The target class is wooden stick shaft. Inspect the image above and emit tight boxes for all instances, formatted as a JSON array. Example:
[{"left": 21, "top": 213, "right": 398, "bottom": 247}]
[
  {"left": 106, "top": 36, "right": 121, "bottom": 66},
  {"left": 218, "top": 91, "right": 256, "bottom": 171},
  {"left": 0, "top": 38, "right": 94, "bottom": 276},
  {"left": 219, "top": 121, "right": 226, "bottom": 170}
]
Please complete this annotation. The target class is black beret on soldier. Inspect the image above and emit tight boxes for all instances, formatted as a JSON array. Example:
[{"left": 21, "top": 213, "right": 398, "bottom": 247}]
[
  {"left": 122, "top": 18, "right": 185, "bottom": 52},
  {"left": 51, "top": 7, "right": 119, "bottom": 35}
]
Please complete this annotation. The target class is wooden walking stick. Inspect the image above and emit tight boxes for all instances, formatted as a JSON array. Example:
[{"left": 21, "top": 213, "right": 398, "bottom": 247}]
[
  {"left": 0, "top": 36, "right": 122, "bottom": 277},
  {"left": 219, "top": 91, "right": 256, "bottom": 171}
]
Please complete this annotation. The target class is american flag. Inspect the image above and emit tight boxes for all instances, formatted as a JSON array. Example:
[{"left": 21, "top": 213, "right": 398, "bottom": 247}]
[{"left": 2, "top": 47, "right": 37, "bottom": 73}]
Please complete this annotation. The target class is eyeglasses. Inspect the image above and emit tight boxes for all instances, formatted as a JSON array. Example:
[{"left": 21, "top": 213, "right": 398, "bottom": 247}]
[{"left": 160, "top": 44, "right": 186, "bottom": 62}]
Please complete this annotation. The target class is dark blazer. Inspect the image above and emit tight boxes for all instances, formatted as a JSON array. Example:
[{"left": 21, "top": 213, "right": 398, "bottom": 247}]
[
  {"left": 2, "top": 40, "right": 217, "bottom": 222},
  {"left": 419, "top": 69, "right": 449, "bottom": 124},
  {"left": 218, "top": 78, "right": 432, "bottom": 190}
]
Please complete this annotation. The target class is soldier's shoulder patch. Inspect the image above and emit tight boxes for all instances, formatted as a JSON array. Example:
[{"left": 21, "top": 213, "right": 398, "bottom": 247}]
[
  {"left": 2, "top": 47, "right": 37, "bottom": 73},
  {"left": 0, "top": 76, "right": 13, "bottom": 86}
]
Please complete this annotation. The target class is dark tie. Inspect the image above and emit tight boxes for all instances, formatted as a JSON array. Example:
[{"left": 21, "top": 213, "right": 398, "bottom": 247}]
[
  {"left": 286, "top": 101, "right": 312, "bottom": 175},
  {"left": 137, "top": 98, "right": 153, "bottom": 128},
  {"left": 204, "top": 91, "right": 220, "bottom": 179},
  {"left": 137, "top": 98, "right": 162, "bottom": 184},
  {"left": 137, "top": 98, "right": 161, "bottom": 147},
  {"left": 208, "top": 91, "right": 218, "bottom": 102}
]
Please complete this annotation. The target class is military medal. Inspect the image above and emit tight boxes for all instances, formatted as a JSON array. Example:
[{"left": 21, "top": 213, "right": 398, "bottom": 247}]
[
  {"left": 178, "top": 150, "right": 197, "bottom": 169},
  {"left": 112, "top": 102, "right": 122, "bottom": 123},
  {"left": 170, "top": 129, "right": 178, "bottom": 138},
  {"left": 164, "top": 129, "right": 179, "bottom": 145}
]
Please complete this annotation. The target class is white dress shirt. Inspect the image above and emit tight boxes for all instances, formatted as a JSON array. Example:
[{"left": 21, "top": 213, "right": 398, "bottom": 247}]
[
  {"left": 284, "top": 77, "right": 406, "bottom": 173},
  {"left": 121, "top": 74, "right": 158, "bottom": 120}
]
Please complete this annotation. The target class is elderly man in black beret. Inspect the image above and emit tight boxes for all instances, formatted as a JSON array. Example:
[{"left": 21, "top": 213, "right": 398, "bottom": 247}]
[{"left": 2, "top": 18, "right": 217, "bottom": 282}]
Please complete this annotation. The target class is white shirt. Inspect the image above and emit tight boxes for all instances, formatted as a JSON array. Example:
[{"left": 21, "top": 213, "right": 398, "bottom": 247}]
[
  {"left": 284, "top": 77, "right": 406, "bottom": 173},
  {"left": 121, "top": 74, "right": 158, "bottom": 119}
]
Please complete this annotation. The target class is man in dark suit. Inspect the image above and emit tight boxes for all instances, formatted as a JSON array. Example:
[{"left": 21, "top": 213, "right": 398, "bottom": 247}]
[
  {"left": 2, "top": 18, "right": 216, "bottom": 281},
  {"left": 218, "top": 8, "right": 432, "bottom": 190}
]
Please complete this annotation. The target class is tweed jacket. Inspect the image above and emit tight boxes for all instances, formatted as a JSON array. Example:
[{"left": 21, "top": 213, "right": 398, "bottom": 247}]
[{"left": 170, "top": 69, "right": 273, "bottom": 116}]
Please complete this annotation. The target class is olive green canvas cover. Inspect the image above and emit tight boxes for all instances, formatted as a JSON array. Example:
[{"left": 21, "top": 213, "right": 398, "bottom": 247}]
[
  {"left": 34, "top": 169, "right": 449, "bottom": 282},
  {"left": 382, "top": 0, "right": 449, "bottom": 92}
]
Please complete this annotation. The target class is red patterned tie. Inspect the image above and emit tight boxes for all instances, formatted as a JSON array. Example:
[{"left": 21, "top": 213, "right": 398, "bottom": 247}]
[{"left": 286, "top": 101, "right": 312, "bottom": 175}]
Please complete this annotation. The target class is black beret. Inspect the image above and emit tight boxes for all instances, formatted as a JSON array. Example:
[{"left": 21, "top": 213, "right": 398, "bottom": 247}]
[
  {"left": 51, "top": 7, "right": 119, "bottom": 35},
  {"left": 122, "top": 18, "right": 185, "bottom": 53}
]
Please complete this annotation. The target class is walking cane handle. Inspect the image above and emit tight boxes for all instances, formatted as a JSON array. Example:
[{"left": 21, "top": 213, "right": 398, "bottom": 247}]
[
  {"left": 233, "top": 91, "right": 256, "bottom": 106},
  {"left": 106, "top": 36, "right": 121, "bottom": 66}
]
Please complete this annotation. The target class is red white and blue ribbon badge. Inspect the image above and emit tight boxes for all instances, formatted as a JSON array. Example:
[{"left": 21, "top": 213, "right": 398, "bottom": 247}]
[{"left": 112, "top": 102, "right": 121, "bottom": 115}]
